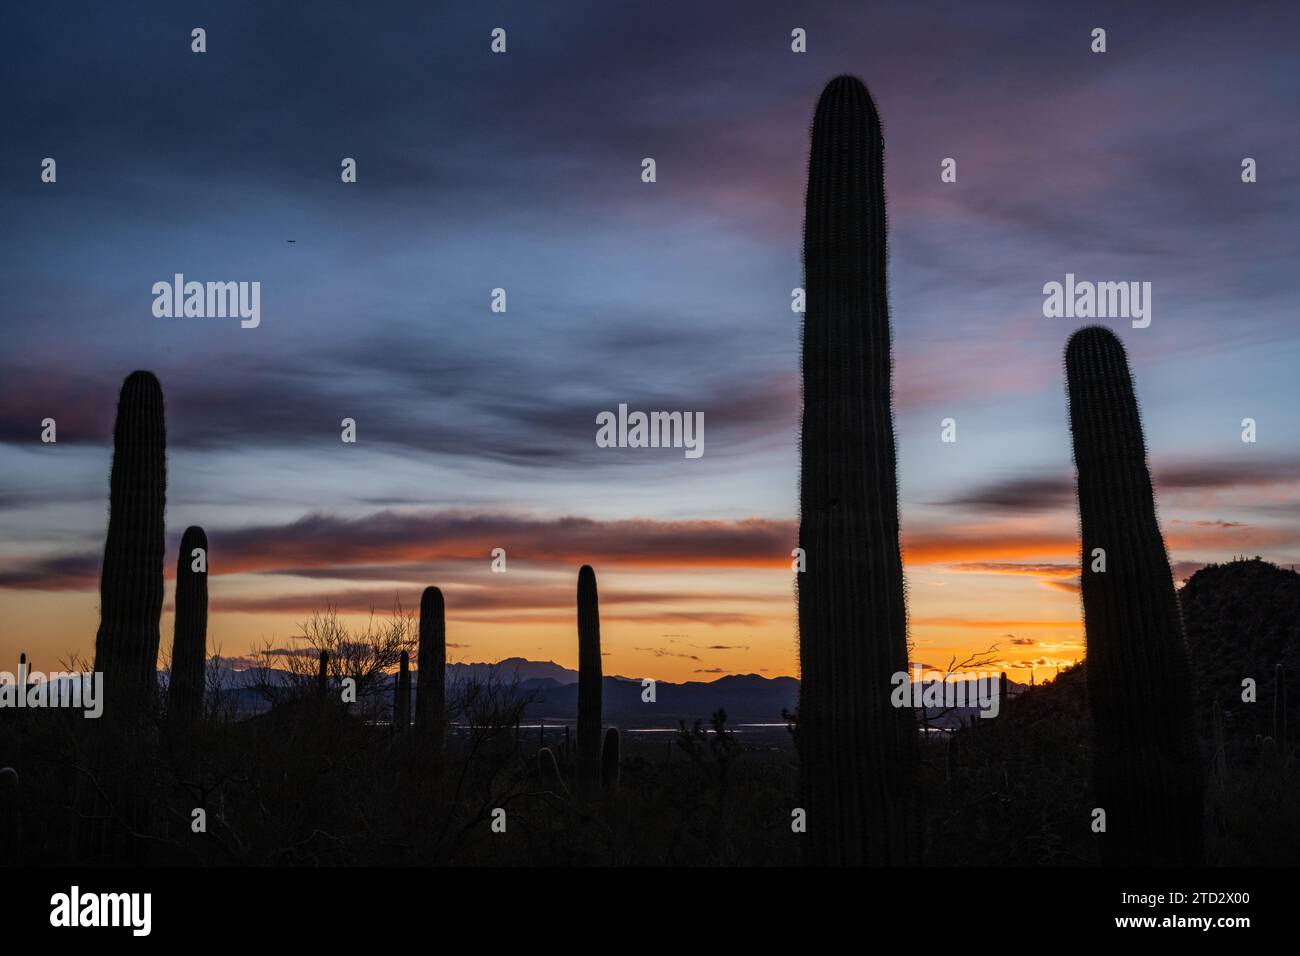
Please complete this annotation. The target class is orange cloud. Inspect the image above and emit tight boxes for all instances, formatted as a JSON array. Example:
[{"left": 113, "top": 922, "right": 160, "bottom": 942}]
[
  {"left": 912, "top": 617, "right": 1080, "bottom": 630},
  {"left": 944, "top": 562, "right": 1077, "bottom": 578}
]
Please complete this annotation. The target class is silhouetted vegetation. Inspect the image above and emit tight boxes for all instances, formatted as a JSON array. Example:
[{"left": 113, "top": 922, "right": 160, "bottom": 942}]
[{"left": 2, "top": 82, "right": 1296, "bottom": 871}]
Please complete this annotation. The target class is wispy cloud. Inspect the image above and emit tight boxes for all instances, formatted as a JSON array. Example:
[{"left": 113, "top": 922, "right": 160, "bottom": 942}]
[
  {"left": 945, "top": 562, "right": 1077, "bottom": 578},
  {"left": 3, "top": 0, "right": 1298, "bottom": 677},
  {"left": 939, "top": 457, "right": 1300, "bottom": 514}
]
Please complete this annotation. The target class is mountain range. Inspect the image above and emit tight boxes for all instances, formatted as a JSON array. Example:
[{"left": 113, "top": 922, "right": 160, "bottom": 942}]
[{"left": 196, "top": 656, "right": 1029, "bottom": 728}]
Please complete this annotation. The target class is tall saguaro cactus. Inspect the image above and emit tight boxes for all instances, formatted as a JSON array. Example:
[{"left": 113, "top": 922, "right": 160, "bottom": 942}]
[
  {"left": 1065, "top": 326, "right": 1204, "bottom": 865},
  {"left": 167, "top": 525, "right": 208, "bottom": 727},
  {"left": 414, "top": 586, "right": 446, "bottom": 744},
  {"left": 94, "top": 370, "right": 167, "bottom": 719},
  {"left": 577, "top": 565, "right": 603, "bottom": 795},
  {"left": 797, "top": 75, "right": 920, "bottom": 865}
]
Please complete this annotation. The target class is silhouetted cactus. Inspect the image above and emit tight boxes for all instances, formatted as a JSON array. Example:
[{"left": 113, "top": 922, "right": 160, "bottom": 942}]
[
  {"left": 414, "top": 586, "right": 446, "bottom": 745},
  {"left": 577, "top": 565, "right": 602, "bottom": 795},
  {"left": 1065, "top": 326, "right": 1204, "bottom": 865},
  {"left": 998, "top": 671, "right": 1009, "bottom": 718},
  {"left": 394, "top": 651, "right": 411, "bottom": 731},
  {"left": 317, "top": 650, "right": 329, "bottom": 695},
  {"left": 797, "top": 75, "right": 920, "bottom": 865},
  {"left": 94, "top": 370, "right": 167, "bottom": 720},
  {"left": 0, "top": 767, "right": 18, "bottom": 865},
  {"left": 537, "top": 747, "right": 569, "bottom": 799},
  {"left": 601, "top": 727, "right": 620, "bottom": 792},
  {"left": 167, "top": 525, "right": 208, "bottom": 727}
]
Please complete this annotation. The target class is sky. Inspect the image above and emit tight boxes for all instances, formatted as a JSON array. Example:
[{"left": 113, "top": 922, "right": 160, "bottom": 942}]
[{"left": 2, "top": 0, "right": 1298, "bottom": 683}]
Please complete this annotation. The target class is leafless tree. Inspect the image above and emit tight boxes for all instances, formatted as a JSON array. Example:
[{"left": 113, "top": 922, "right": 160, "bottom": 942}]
[{"left": 252, "top": 599, "right": 417, "bottom": 720}]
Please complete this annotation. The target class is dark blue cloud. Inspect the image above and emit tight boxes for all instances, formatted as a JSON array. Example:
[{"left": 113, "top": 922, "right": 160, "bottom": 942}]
[{"left": 1, "top": 0, "right": 1297, "bottom": 544}]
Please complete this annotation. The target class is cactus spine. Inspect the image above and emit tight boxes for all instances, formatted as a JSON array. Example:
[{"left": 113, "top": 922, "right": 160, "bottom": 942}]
[
  {"left": 414, "top": 586, "right": 446, "bottom": 745},
  {"left": 94, "top": 370, "right": 167, "bottom": 720},
  {"left": 394, "top": 651, "right": 411, "bottom": 731},
  {"left": 167, "top": 525, "right": 208, "bottom": 726},
  {"left": 601, "top": 727, "right": 620, "bottom": 792},
  {"left": 797, "top": 75, "right": 919, "bottom": 865},
  {"left": 577, "top": 565, "right": 602, "bottom": 795},
  {"left": 1064, "top": 326, "right": 1204, "bottom": 865}
]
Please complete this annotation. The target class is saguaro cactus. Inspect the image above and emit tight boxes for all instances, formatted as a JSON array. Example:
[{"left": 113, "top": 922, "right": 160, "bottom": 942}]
[
  {"left": 577, "top": 565, "right": 603, "bottom": 795},
  {"left": 394, "top": 651, "right": 411, "bottom": 731},
  {"left": 998, "top": 671, "right": 1009, "bottom": 718},
  {"left": 167, "top": 525, "right": 208, "bottom": 726},
  {"left": 601, "top": 727, "right": 621, "bottom": 792},
  {"left": 1065, "top": 326, "right": 1204, "bottom": 865},
  {"left": 797, "top": 75, "right": 920, "bottom": 865},
  {"left": 414, "top": 586, "right": 446, "bottom": 743},
  {"left": 94, "top": 370, "right": 167, "bottom": 720},
  {"left": 317, "top": 650, "right": 329, "bottom": 695}
]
